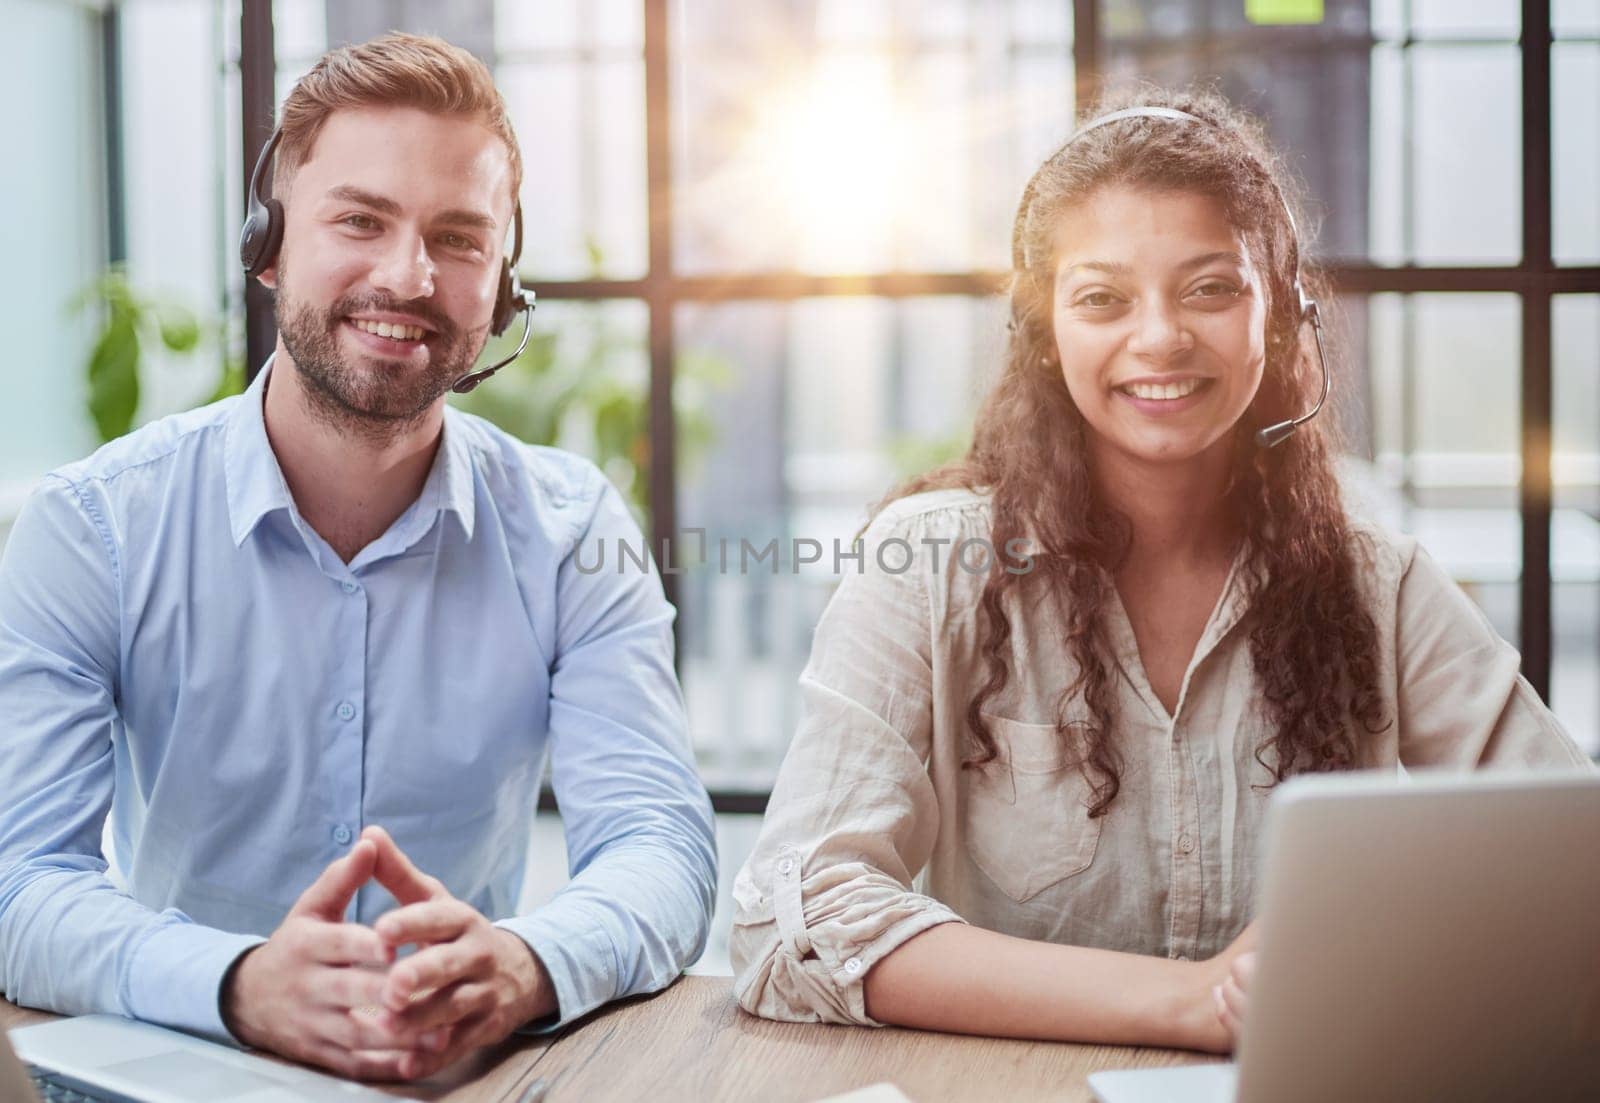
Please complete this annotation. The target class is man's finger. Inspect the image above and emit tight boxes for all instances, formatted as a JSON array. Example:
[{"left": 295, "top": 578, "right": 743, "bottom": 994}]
[
  {"left": 392, "top": 1011, "right": 494, "bottom": 1082},
  {"left": 301, "top": 1037, "right": 414, "bottom": 1083},
  {"left": 382, "top": 940, "right": 491, "bottom": 1010},
  {"left": 314, "top": 963, "right": 392, "bottom": 1012},
  {"left": 290, "top": 840, "right": 377, "bottom": 920},
  {"left": 382, "top": 980, "right": 497, "bottom": 1033},
  {"left": 304, "top": 922, "right": 391, "bottom": 968},
  {"left": 364, "top": 825, "right": 443, "bottom": 906},
  {"left": 375, "top": 899, "right": 472, "bottom": 949}
]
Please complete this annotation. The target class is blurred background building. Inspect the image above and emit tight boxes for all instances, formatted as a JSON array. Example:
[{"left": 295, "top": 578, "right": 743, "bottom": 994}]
[{"left": 4, "top": 0, "right": 1597, "bottom": 967}]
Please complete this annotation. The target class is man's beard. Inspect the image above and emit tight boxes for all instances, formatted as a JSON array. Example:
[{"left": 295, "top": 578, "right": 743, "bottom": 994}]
[{"left": 273, "top": 261, "right": 486, "bottom": 441}]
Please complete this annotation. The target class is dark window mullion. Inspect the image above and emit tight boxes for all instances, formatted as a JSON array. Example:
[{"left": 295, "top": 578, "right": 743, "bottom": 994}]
[
  {"left": 643, "top": 0, "right": 679, "bottom": 618},
  {"left": 1521, "top": 0, "right": 1554, "bottom": 699}
]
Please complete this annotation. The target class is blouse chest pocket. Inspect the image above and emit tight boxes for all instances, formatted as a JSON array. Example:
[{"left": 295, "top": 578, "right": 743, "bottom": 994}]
[{"left": 960, "top": 714, "right": 1105, "bottom": 903}]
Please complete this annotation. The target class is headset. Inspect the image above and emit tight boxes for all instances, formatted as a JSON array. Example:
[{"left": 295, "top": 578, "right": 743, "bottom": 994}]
[
  {"left": 1010, "top": 105, "right": 1329, "bottom": 450},
  {"left": 239, "top": 127, "right": 536, "bottom": 395}
]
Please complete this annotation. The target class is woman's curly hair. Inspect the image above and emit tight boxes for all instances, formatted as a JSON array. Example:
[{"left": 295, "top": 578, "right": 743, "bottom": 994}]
[{"left": 880, "top": 85, "right": 1390, "bottom": 817}]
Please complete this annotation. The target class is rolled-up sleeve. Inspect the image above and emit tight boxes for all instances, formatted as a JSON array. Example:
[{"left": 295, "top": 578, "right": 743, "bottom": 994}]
[
  {"left": 731, "top": 508, "right": 965, "bottom": 1025},
  {"left": 1394, "top": 541, "right": 1592, "bottom": 770}
]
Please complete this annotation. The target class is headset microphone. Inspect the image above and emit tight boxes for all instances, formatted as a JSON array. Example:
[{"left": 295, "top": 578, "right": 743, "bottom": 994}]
[{"left": 1253, "top": 296, "right": 1329, "bottom": 450}]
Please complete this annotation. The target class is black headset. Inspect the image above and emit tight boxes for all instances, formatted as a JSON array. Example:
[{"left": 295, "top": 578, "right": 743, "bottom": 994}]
[
  {"left": 1010, "top": 106, "right": 1329, "bottom": 450},
  {"left": 239, "top": 127, "right": 536, "bottom": 394}
]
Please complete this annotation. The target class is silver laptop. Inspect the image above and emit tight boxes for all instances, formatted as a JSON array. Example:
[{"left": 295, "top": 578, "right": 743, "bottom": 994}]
[
  {"left": 4, "top": 1011, "right": 401, "bottom": 1101},
  {"left": 1090, "top": 769, "right": 1600, "bottom": 1103}
]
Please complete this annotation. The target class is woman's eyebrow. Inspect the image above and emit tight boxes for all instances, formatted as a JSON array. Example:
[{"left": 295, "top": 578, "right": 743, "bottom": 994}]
[{"left": 1059, "top": 250, "right": 1247, "bottom": 278}]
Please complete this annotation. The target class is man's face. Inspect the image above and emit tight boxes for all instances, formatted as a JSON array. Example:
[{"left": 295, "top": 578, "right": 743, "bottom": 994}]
[{"left": 259, "top": 105, "right": 514, "bottom": 434}]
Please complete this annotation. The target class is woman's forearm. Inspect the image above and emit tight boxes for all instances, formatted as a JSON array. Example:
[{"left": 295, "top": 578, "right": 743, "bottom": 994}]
[{"left": 862, "top": 922, "right": 1229, "bottom": 1052}]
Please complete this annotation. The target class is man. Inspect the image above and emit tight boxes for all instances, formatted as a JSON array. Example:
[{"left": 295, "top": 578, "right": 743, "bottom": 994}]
[{"left": 0, "top": 33, "right": 716, "bottom": 1082}]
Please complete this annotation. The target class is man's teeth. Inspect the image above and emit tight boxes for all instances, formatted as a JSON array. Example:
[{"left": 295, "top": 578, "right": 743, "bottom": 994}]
[
  {"left": 351, "top": 319, "right": 426, "bottom": 341},
  {"left": 1120, "top": 378, "right": 1205, "bottom": 401}
]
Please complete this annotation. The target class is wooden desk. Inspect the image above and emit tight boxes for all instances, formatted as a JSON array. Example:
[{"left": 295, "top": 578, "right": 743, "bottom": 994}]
[{"left": 4, "top": 977, "right": 1214, "bottom": 1102}]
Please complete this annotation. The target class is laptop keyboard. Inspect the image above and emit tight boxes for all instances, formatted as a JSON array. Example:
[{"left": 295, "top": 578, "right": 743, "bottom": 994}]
[{"left": 25, "top": 1065, "right": 123, "bottom": 1103}]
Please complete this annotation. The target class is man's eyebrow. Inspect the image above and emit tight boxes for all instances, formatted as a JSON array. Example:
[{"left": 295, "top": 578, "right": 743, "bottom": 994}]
[
  {"left": 324, "top": 185, "right": 498, "bottom": 233},
  {"left": 1059, "top": 251, "right": 1247, "bottom": 278}
]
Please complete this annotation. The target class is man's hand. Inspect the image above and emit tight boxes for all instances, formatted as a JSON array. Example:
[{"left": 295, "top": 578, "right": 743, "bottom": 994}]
[
  {"left": 221, "top": 839, "right": 440, "bottom": 1080},
  {"left": 361, "top": 826, "right": 558, "bottom": 1081}
]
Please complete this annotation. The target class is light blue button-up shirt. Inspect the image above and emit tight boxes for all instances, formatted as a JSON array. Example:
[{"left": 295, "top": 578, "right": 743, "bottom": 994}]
[{"left": 0, "top": 364, "right": 716, "bottom": 1043}]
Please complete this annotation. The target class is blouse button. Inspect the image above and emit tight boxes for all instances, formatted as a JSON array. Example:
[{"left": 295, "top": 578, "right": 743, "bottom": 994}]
[
  {"left": 1178, "top": 834, "right": 1195, "bottom": 854},
  {"left": 777, "top": 857, "right": 796, "bottom": 877},
  {"left": 843, "top": 957, "right": 863, "bottom": 975}
]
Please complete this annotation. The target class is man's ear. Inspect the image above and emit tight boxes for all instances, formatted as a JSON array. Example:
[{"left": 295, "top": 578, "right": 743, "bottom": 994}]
[{"left": 255, "top": 264, "right": 278, "bottom": 290}]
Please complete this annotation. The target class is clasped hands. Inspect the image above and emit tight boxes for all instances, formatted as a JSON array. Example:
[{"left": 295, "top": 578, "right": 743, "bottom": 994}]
[{"left": 222, "top": 825, "right": 555, "bottom": 1081}]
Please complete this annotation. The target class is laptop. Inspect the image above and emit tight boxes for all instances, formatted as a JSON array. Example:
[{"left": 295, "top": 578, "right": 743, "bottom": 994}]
[
  {"left": 1090, "top": 769, "right": 1600, "bottom": 1103},
  {"left": 3, "top": 1011, "right": 402, "bottom": 1101}
]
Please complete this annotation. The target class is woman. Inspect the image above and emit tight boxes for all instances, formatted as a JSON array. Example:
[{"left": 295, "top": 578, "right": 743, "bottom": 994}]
[{"left": 728, "top": 87, "right": 1591, "bottom": 1053}]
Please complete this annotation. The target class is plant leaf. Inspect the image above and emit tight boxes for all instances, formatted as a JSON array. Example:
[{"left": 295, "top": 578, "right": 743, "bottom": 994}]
[
  {"left": 87, "top": 308, "right": 140, "bottom": 441},
  {"left": 156, "top": 305, "right": 201, "bottom": 352}
]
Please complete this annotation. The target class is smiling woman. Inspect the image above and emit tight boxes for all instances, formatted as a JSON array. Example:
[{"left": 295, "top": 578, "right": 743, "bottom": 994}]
[{"left": 728, "top": 85, "right": 1592, "bottom": 1053}]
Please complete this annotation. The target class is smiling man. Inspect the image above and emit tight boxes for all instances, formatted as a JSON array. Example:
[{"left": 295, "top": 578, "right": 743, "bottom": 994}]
[{"left": 0, "top": 33, "right": 715, "bottom": 1082}]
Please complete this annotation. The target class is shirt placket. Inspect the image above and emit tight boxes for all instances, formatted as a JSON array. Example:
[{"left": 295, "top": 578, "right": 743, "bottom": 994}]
[{"left": 328, "top": 569, "right": 369, "bottom": 920}]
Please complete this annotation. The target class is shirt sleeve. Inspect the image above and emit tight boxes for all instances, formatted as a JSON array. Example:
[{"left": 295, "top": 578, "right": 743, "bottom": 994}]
[
  {"left": 1394, "top": 539, "right": 1593, "bottom": 770},
  {"left": 729, "top": 508, "right": 965, "bottom": 1027},
  {"left": 493, "top": 477, "right": 716, "bottom": 1031},
  {"left": 0, "top": 478, "right": 265, "bottom": 1044}
]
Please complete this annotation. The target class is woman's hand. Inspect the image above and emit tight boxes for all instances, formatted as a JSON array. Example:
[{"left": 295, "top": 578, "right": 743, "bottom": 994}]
[
  {"left": 1212, "top": 949, "right": 1257, "bottom": 1051},
  {"left": 1176, "top": 921, "right": 1258, "bottom": 1054}
]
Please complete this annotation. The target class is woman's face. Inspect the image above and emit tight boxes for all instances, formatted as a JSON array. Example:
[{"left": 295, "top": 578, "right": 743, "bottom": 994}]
[{"left": 1051, "top": 186, "right": 1267, "bottom": 473}]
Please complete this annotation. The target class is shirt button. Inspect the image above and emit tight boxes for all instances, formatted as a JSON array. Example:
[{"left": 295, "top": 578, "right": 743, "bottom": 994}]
[
  {"left": 336, "top": 701, "right": 357, "bottom": 721},
  {"left": 1178, "top": 834, "right": 1195, "bottom": 854},
  {"left": 332, "top": 823, "right": 353, "bottom": 845},
  {"left": 341, "top": 580, "right": 359, "bottom": 594},
  {"left": 777, "top": 857, "right": 796, "bottom": 877},
  {"left": 1174, "top": 953, "right": 1190, "bottom": 961},
  {"left": 843, "top": 957, "right": 863, "bottom": 975}
]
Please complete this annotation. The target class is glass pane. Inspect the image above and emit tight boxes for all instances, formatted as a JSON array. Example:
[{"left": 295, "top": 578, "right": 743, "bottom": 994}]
[
  {"left": 671, "top": 0, "right": 1073, "bottom": 275},
  {"left": 1554, "top": 43, "right": 1600, "bottom": 265},
  {"left": 498, "top": 59, "right": 648, "bottom": 279},
  {"left": 1554, "top": 0, "right": 1600, "bottom": 38},
  {"left": 675, "top": 296, "right": 1001, "bottom": 787},
  {"left": 1410, "top": 45, "right": 1521, "bottom": 264},
  {"left": 1411, "top": 0, "right": 1519, "bottom": 38},
  {"left": 1552, "top": 296, "right": 1600, "bottom": 756},
  {"left": 126, "top": 0, "right": 232, "bottom": 420},
  {"left": 0, "top": 0, "right": 103, "bottom": 513},
  {"left": 274, "top": 0, "right": 327, "bottom": 62},
  {"left": 1367, "top": 43, "right": 1406, "bottom": 265},
  {"left": 1362, "top": 294, "right": 1523, "bottom": 645}
]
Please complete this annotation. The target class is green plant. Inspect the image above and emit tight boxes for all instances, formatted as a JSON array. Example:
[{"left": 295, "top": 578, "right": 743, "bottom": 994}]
[{"left": 72, "top": 266, "right": 241, "bottom": 442}]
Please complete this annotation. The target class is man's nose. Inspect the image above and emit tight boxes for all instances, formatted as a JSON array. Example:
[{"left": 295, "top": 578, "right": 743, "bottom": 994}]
[
  {"left": 369, "top": 231, "right": 436, "bottom": 302},
  {"left": 1126, "top": 297, "right": 1195, "bottom": 362}
]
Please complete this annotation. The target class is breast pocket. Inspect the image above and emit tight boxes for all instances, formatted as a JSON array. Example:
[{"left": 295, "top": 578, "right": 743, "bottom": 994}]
[{"left": 961, "top": 715, "right": 1105, "bottom": 903}]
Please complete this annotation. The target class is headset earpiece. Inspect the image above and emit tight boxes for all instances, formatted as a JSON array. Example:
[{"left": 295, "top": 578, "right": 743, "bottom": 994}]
[
  {"left": 488, "top": 205, "right": 528, "bottom": 337},
  {"left": 240, "top": 129, "right": 285, "bottom": 278}
]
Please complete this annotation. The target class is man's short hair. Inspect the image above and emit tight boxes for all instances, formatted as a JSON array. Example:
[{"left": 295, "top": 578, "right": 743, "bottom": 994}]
[{"left": 274, "top": 32, "right": 522, "bottom": 208}]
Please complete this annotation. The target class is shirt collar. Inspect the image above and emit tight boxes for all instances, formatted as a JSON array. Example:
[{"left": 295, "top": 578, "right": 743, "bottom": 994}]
[{"left": 224, "top": 357, "right": 478, "bottom": 548}]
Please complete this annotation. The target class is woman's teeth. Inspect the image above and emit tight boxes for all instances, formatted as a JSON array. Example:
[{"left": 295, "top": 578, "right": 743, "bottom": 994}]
[
  {"left": 351, "top": 319, "right": 426, "bottom": 341},
  {"left": 1119, "top": 378, "right": 1205, "bottom": 401}
]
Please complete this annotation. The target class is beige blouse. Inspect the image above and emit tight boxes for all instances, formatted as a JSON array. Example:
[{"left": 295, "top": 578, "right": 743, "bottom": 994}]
[{"left": 729, "top": 487, "right": 1593, "bottom": 1026}]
